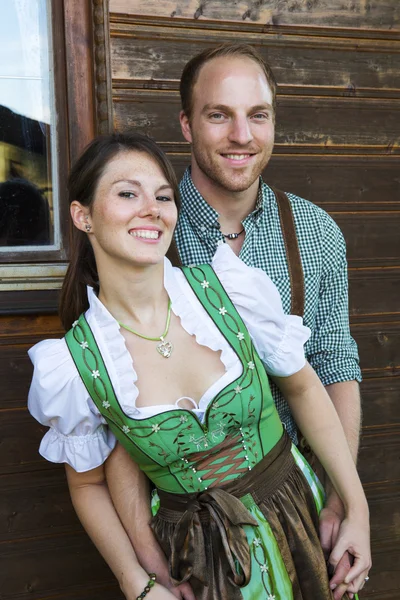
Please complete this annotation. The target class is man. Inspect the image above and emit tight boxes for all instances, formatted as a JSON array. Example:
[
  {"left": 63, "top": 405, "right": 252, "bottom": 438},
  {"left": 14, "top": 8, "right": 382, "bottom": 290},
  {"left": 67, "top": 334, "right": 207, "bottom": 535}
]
[
  {"left": 174, "top": 43, "right": 363, "bottom": 599},
  {"left": 107, "top": 43, "right": 364, "bottom": 600}
]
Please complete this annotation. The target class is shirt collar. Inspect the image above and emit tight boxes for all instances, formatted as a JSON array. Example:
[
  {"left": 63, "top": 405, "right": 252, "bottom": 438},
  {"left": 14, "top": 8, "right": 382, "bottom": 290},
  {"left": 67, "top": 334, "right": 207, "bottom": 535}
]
[
  {"left": 179, "top": 168, "right": 219, "bottom": 232},
  {"left": 179, "top": 168, "right": 273, "bottom": 230}
]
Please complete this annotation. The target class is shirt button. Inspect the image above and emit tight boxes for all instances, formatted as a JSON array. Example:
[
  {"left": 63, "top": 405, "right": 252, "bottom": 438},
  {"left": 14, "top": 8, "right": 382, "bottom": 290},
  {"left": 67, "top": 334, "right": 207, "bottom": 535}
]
[{"left": 200, "top": 225, "right": 206, "bottom": 232}]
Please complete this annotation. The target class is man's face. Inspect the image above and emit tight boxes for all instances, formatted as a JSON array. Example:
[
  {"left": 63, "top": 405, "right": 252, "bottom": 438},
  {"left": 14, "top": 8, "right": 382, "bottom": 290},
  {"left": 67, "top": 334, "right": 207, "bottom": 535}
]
[{"left": 180, "top": 56, "right": 275, "bottom": 193}]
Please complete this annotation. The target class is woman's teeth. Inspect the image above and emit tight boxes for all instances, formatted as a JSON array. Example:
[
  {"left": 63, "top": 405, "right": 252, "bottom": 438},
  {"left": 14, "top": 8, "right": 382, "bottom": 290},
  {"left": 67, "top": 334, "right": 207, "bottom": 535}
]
[{"left": 130, "top": 230, "right": 159, "bottom": 239}]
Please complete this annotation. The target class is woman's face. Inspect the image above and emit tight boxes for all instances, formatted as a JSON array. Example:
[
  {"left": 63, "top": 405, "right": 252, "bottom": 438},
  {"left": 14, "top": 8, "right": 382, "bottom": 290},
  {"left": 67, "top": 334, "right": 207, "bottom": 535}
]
[{"left": 80, "top": 150, "right": 178, "bottom": 269}]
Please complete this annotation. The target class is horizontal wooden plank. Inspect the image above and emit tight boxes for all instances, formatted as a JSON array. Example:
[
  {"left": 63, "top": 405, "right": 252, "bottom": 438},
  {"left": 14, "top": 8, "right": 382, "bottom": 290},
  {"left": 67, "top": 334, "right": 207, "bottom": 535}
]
[
  {"left": 0, "top": 468, "right": 80, "bottom": 543},
  {"left": 0, "top": 314, "right": 62, "bottom": 344},
  {"left": 0, "top": 532, "right": 121, "bottom": 598},
  {"left": 348, "top": 268, "right": 400, "bottom": 319},
  {"left": 0, "top": 290, "right": 59, "bottom": 316},
  {"left": 360, "top": 538, "right": 400, "bottom": 599},
  {"left": 110, "top": 0, "right": 400, "bottom": 31},
  {"left": 361, "top": 377, "right": 400, "bottom": 427},
  {"left": 331, "top": 212, "right": 400, "bottom": 268},
  {"left": 368, "top": 491, "right": 400, "bottom": 545},
  {"left": 113, "top": 91, "right": 400, "bottom": 150},
  {"left": 114, "top": 79, "right": 400, "bottom": 101},
  {"left": 353, "top": 322, "right": 400, "bottom": 379},
  {"left": 169, "top": 153, "right": 400, "bottom": 212},
  {"left": 358, "top": 425, "right": 400, "bottom": 485},
  {"left": 0, "top": 410, "right": 51, "bottom": 475},
  {"left": 110, "top": 29, "right": 400, "bottom": 91}
]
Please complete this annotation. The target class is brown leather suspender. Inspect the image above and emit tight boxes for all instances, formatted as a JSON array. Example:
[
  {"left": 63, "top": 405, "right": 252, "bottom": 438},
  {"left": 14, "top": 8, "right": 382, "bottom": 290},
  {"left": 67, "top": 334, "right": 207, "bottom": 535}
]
[
  {"left": 271, "top": 188, "right": 305, "bottom": 318},
  {"left": 272, "top": 189, "right": 318, "bottom": 459}
]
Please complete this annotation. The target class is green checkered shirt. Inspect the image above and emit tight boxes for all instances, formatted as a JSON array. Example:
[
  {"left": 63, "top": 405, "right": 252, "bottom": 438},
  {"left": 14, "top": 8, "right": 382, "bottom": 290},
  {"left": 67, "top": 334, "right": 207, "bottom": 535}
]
[{"left": 175, "top": 168, "right": 362, "bottom": 442}]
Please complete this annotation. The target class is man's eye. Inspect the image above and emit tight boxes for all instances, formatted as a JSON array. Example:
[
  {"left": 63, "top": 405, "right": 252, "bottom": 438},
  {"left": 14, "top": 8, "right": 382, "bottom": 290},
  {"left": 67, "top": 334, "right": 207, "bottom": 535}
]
[
  {"left": 252, "top": 113, "right": 269, "bottom": 120},
  {"left": 157, "top": 195, "right": 172, "bottom": 202},
  {"left": 118, "top": 191, "right": 135, "bottom": 198},
  {"left": 209, "top": 113, "right": 225, "bottom": 120}
]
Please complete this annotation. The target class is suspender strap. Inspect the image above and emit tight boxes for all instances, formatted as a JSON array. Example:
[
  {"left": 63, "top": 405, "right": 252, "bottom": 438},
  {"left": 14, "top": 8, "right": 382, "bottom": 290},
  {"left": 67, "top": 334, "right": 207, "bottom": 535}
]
[{"left": 271, "top": 188, "right": 305, "bottom": 318}]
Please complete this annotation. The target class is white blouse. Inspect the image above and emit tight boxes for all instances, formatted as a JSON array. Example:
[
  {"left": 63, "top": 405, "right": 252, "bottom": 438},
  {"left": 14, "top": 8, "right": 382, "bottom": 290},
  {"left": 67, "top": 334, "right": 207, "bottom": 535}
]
[{"left": 28, "top": 244, "right": 310, "bottom": 472}]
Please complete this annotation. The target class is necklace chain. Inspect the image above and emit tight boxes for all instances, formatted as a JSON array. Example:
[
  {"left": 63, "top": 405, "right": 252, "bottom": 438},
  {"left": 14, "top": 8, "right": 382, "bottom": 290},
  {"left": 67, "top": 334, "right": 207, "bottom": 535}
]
[
  {"left": 118, "top": 299, "right": 172, "bottom": 341},
  {"left": 221, "top": 228, "right": 245, "bottom": 240}
]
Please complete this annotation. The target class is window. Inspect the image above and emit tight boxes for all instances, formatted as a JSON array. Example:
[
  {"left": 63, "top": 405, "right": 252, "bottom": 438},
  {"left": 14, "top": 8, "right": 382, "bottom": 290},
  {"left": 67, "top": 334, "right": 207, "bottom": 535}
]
[{"left": 0, "top": 0, "right": 59, "bottom": 253}]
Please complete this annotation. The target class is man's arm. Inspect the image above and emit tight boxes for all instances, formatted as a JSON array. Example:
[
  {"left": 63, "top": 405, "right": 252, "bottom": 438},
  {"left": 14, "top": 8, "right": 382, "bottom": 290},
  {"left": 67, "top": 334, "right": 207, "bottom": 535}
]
[
  {"left": 320, "top": 381, "right": 361, "bottom": 599},
  {"left": 304, "top": 211, "right": 363, "bottom": 599}
]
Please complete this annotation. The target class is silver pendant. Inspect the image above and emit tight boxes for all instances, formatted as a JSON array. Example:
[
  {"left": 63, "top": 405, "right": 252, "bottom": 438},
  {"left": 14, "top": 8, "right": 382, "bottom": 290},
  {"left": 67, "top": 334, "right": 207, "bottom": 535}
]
[{"left": 156, "top": 336, "right": 173, "bottom": 358}]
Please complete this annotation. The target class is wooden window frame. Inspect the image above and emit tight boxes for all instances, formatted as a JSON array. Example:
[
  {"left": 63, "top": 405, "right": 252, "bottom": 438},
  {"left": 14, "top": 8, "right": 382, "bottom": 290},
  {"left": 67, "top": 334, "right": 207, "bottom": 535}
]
[{"left": 0, "top": 0, "right": 112, "bottom": 313}]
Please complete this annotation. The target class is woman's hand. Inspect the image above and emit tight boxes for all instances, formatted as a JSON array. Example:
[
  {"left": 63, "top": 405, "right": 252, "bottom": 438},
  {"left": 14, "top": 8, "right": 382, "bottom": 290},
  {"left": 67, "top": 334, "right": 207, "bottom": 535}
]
[
  {"left": 166, "top": 581, "right": 196, "bottom": 599},
  {"left": 328, "top": 516, "right": 371, "bottom": 596},
  {"left": 125, "top": 581, "right": 194, "bottom": 600}
]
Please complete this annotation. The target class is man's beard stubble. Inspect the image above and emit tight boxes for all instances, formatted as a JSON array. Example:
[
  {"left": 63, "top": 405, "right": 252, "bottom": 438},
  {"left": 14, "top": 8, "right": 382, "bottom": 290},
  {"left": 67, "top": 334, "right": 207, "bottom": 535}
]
[{"left": 191, "top": 139, "right": 272, "bottom": 194}]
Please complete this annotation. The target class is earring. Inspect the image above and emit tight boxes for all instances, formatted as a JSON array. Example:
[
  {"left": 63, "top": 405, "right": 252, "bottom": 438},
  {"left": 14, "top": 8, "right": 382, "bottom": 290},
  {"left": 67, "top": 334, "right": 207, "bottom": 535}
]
[{"left": 84, "top": 217, "right": 92, "bottom": 232}]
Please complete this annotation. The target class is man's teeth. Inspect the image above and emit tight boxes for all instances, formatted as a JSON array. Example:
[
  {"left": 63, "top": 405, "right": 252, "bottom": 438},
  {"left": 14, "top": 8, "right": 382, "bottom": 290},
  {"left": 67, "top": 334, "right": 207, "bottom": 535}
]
[
  {"left": 224, "top": 154, "right": 251, "bottom": 160},
  {"left": 130, "top": 230, "right": 159, "bottom": 239}
]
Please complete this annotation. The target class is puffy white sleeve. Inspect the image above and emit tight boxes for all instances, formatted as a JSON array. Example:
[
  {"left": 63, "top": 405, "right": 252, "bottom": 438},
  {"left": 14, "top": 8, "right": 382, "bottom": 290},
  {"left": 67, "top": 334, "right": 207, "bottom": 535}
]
[
  {"left": 212, "top": 243, "right": 311, "bottom": 376},
  {"left": 28, "top": 338, "right": 116, "bottom": 472}
]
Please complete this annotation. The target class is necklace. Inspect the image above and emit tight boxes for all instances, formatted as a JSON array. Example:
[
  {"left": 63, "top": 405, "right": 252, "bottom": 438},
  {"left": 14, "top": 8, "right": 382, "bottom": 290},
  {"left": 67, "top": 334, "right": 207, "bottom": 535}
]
[
  {"left": 221, "top": 228, "right": 244, "bottom": 240},
  {"left": 118, "top": 299, "right": 173, "bottom": 358}
]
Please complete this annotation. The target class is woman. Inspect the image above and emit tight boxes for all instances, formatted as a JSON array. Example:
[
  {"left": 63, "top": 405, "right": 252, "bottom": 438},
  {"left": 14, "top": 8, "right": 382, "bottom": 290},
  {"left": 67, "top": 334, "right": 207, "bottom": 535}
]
[{"left": 28, "top": 133, "right": 370, "bottom": 600}]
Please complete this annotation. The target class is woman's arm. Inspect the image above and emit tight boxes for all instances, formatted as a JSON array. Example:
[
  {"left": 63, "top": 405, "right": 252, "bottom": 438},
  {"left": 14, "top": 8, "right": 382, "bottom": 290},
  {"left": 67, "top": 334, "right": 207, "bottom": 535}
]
[
  {"left": 273, "top": 362, "right": 371, "bottom": 593},
  {"left": 65, "top": 463, "right": 178, "bottom": 600},
  {"left": 105, "top": 445, "right": 195, "bottom": 600}
]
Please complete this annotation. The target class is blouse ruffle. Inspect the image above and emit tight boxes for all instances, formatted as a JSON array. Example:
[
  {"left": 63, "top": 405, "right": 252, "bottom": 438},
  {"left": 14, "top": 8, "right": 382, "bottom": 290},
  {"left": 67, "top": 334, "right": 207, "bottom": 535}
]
[
  {"left": 212, "top": 244, "right": 310, "bottom": 377},
  {"left": 28, "top": 244, "right": 310, "bottom": 472},
  {"left": 28, "top": 339, "right": 116, "bottom": 472}
]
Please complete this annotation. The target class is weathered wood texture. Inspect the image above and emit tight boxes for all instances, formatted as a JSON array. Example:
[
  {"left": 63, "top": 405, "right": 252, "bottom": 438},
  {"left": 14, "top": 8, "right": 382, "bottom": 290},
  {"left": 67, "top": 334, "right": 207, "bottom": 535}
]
[
  {"left": 111, "top": 0, "right": 400, "bottom": 30},
  {"left": 1, "top": 1, "right": 399, "bottom": 599}
]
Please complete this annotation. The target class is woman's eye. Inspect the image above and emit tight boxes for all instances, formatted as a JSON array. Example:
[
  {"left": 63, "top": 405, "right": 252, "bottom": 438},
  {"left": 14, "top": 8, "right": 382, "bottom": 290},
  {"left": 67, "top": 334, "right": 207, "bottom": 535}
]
[
  {"left": 118, "top": 191, "right": 136, "bottom": 199},
  {"left": 156, "top": 195, "right": 172, "bottom": 202}
]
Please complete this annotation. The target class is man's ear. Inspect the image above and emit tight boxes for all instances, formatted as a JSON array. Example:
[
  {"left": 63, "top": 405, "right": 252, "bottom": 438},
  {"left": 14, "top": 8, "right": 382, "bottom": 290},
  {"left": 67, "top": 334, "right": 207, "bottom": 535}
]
[
  {"left": 179, "top": 110, "right": 193, "bottom": 144},
  {"left": 70, "top": 201, "right": 90, "bottom": 233}
]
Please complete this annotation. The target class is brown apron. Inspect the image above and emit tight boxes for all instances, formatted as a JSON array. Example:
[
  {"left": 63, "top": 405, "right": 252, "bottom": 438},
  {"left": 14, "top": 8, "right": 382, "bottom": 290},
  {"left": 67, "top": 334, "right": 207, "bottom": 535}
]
[{"left": 151, "top": 432, "right": 340, "bottom": 600}]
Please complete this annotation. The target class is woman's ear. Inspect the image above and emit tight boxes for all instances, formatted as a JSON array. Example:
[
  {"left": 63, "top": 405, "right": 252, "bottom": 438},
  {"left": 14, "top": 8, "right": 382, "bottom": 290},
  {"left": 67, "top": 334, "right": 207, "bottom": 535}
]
[{"left": 70, "top": 201, "right": 92, "bottom": 233}]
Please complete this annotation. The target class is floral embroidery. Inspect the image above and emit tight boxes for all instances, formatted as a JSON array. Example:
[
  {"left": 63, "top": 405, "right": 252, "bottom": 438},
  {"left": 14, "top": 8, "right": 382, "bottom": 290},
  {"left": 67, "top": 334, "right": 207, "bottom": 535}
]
[
  {"left": 201, "top": 280, "right": 209, "bottom": 289},
  {"left": 247, "top": 361, "right": 255, "bottom": 370},
  {"left": 253, "top": 537, "right": 261, "bottom": 547},
  {"left": 236, "top": 332, "right": 245, "bottom": 341},
  {"left": 179, "top": 415, "right": 188, "bottom": 423},
  {"left": 234, "top": 385, "right": 242, "bottom": 394},
  {"left": 218, "top": 306, "right": 227, "bottom": 316},
  {"left": 122, "top": 425, "right": 130, "bottom": 434},
  {"left": 152, "top": 423, "right": 161, "bottom": 433},
  {"left": 80, "top": 340, "right": 89, "bottom": 349},
  {"left": 260, "top": 564, "right": 269, "bottom": 573},
  {"left": 102, "top": 400, "right": 110, "bottom": 409},
  {"left": 267, "top": 595, "right": 275, "bottom": 600},
  {"left": 72, "top": 320, "right": 79, "bottom": 328},
  {"left": 91, "top": 370, "right": 100, "bottom": 379}
]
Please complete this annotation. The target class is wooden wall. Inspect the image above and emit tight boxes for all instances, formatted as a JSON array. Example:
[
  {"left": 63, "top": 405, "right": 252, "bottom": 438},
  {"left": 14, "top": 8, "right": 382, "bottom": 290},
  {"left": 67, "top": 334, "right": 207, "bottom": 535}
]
[{"left": 0, "top": 1, "right": 399, "bottom": 598}]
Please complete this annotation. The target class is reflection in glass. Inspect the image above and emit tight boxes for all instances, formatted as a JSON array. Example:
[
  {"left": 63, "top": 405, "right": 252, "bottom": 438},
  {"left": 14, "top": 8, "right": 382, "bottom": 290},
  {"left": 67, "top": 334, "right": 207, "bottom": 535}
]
[{"left": 0, "top": 0, "right": 55, "bottom": 248}]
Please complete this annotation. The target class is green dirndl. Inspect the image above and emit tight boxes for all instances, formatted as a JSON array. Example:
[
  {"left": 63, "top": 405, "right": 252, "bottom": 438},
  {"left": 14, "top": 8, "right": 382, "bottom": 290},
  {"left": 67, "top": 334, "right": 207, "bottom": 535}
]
[{"left": 66, "top": 263, "right": 357, "bottom": 600}]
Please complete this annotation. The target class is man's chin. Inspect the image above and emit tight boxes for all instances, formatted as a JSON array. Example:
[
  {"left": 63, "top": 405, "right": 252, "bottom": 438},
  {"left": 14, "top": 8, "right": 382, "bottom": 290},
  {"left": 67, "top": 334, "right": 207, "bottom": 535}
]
[{"left": 216, "top": 173, "right": 260, "bottom": 193}]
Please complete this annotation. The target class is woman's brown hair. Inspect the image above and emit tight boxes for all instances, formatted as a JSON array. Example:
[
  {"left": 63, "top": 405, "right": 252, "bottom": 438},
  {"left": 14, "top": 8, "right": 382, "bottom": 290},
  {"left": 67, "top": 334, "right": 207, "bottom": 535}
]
[{"left": 59, "top": 132, "right": 181, "bottom": 331}]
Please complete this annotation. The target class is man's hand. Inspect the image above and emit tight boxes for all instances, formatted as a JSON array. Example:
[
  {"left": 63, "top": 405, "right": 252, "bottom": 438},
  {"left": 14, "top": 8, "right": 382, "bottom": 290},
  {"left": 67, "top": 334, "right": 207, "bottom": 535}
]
[{"left": 320, "top": 493, "right": 352, "bottom": 600}]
